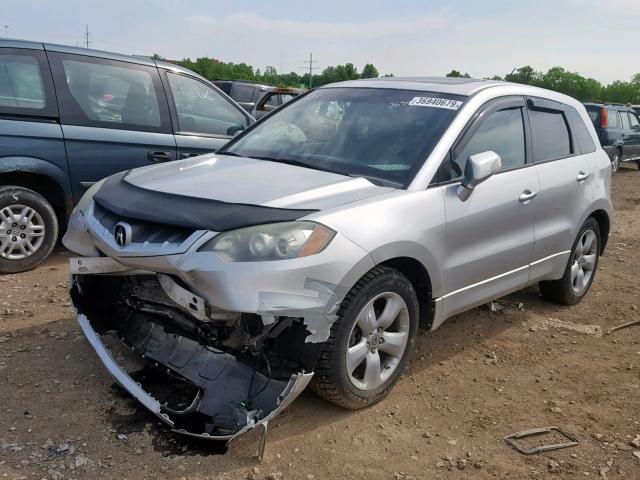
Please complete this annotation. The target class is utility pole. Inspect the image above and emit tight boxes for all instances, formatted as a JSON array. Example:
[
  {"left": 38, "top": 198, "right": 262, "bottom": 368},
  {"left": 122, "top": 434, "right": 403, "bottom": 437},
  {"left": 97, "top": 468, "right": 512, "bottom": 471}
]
[
  {"left": 3, "top": 25, "right": 8, "bottom": 38},
  {"left": 300, "top": 53, "right": 318, "bottom": 89},
  {"left": 84, "top": 24, "right": 91, "bottom": 48}
]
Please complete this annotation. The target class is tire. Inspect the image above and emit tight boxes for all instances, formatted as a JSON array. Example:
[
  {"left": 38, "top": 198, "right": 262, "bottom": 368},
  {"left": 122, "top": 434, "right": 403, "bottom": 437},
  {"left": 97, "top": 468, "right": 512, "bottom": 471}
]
[
  {"left": 0, "top": 186, "right": 58, "bottom": 274},
  {"left": 539, "top": 217, "right": 600, "bottom": 306},
  {"left": 611, "top": 149, "right": 621, "bottom": 174},
  {"left": 636, "top": 160, "right": 640, "bottom": 170},
  {"left": 311, "top": 266, "right": 419, "bottom": 409}
]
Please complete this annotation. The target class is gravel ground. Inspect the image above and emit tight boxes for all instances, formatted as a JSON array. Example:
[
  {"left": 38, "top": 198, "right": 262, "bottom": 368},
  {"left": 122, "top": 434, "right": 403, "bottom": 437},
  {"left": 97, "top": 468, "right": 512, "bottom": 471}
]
[{"left": 0, "top": 165, "right": 639, "bottom": 480}]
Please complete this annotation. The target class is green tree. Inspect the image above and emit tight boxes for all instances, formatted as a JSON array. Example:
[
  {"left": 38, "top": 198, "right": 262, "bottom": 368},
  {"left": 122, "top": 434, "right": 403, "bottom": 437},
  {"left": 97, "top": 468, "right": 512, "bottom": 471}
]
[
  {"left": 360, "top": 63, "right": 379, "bottom": 78},
  {"left": 446, "top": 69, "right": 471, "bottom": 78},
  {"left": 504, "top": 66, "right": 539, "bottom": 85}
]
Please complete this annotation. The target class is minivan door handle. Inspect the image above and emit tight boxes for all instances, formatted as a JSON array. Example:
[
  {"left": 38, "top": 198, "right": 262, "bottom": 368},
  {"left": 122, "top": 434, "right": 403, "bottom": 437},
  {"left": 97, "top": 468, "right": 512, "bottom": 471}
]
[
  {"left": 519, "top": 190, "right": 538, "bottom": 203},
  {"left": 576, "top": 171, "right": 590, "bottom": 182},
  {"left": 147, "top": 151, "right": 172, "bottom": 162}
]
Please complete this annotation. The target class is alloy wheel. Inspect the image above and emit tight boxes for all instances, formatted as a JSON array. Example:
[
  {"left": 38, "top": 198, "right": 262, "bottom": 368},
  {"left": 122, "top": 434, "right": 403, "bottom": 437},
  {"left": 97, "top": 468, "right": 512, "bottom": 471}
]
[
  {"left": 570, "top": 229, "right": 598, "bottom": 295},
  {"left": 612, "top": 152, "right": 620, "bottom": 173},
  {"left": 346, "top": 292, "right": 410, "bottom": 391},
  {"left": 0, "top": 204, "right": 46, "bottom": 260}
]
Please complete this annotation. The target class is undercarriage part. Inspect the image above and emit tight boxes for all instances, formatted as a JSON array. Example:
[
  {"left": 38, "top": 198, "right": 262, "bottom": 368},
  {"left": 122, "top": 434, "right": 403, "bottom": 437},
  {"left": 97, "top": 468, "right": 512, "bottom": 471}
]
[{"left": 71, "top": 273, "right": 319, "bottom": 442}]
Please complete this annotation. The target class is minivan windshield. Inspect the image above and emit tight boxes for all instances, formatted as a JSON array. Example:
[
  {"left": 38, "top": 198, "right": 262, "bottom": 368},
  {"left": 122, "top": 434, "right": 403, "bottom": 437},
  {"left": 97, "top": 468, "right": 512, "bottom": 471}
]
[{"left": 221, "top": 87, "right": 465, "bottom": 186}]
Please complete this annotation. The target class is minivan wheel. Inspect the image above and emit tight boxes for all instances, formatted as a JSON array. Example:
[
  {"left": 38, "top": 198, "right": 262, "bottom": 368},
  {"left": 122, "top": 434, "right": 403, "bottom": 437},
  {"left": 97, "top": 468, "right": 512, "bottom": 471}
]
[
  {"left": 539, "top": 217, "right": 600, "bottom": 306},
  {"left": 311, "top": 266, "right": 419, "bottom": 409},
  {"left": 611, "top": 150, "right": 621, "bottom": 173},
  {"left": 0, "top": 186, "right": 58, "bottom": 274}
]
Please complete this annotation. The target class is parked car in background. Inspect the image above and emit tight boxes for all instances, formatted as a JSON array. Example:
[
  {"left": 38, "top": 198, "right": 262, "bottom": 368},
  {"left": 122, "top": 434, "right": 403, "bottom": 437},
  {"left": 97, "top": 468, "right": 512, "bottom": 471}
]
[
  {"left": 213, "top": 80, "right": 275, "bottom": 112},
  {"left": 584, "top": 102, "right": 640, "bottom": 172},
  {"left": 250, "top": 87, "right": 305, "bottom": 119},
  {"left": 0, "top": 39, "right": 253, "bottom": 273},
  {"left": 64, "top": 77, "right": 612, "bottom": 441}
]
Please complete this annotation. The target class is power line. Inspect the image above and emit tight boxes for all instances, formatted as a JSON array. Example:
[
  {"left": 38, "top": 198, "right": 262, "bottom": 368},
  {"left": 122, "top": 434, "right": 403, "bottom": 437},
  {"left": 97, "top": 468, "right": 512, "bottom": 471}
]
[
  {"left": 83, "top": 24, "right": 91, "bottom": 49},
  {"left": 300, "top": 53, "right": 319, "bottom": 89}
]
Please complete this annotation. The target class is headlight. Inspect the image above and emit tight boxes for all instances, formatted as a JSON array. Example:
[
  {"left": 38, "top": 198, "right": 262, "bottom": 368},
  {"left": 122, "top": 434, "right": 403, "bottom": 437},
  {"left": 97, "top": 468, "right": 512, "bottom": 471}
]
[{"left": 200, "top": 221, "right": 335, "bottom": 262}]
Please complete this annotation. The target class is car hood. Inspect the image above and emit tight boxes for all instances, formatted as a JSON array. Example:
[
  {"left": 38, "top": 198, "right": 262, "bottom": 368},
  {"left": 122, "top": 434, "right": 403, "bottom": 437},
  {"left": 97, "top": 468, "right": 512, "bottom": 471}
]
[{"left": 124, "top": 153, "right": 395, "bottom": 210}]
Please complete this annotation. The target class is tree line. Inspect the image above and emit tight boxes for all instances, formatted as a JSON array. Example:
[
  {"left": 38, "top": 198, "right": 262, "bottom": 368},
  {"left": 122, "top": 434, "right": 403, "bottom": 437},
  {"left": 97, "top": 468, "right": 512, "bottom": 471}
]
[
  {"left": 152, "top": 54, "right": 386, "bottom": 89},
  {"left": 152, "top": 54, "right": 640, "bottom": 104},
  {"left": 447, "top": 66, "right": 640, "bottom": 104}
]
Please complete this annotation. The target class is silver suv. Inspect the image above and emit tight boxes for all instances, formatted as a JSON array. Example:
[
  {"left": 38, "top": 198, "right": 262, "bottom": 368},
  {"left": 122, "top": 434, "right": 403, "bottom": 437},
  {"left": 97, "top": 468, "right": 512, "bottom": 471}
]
[{"left": 64, "top": 77, "right": 612, "bottom": 442}]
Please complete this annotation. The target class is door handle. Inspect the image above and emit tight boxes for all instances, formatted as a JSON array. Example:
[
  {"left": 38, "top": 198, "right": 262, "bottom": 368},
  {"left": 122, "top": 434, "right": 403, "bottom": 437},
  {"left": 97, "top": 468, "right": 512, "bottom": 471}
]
[
  {"left": 519, "top": 190, "right": 538, "bottom": 203},
  {"left": 147, "top": 151, "right": 172, "bottom": 162},
  {"left": 179, "top": 152, "right": 201, "bottom": 159},
  {"left": 576, "top": 171, "right": 590, "bottom": 182}
]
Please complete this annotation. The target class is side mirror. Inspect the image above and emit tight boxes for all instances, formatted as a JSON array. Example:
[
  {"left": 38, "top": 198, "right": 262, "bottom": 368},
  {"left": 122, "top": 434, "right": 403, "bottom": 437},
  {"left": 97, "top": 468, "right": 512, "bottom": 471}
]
[{"left": 456, "top": 150, "right": 501, "bottom": 201}]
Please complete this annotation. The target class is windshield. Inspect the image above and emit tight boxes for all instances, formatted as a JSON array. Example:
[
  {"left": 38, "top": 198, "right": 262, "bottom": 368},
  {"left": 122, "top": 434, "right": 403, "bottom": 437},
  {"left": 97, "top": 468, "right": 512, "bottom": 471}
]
[{"left": 222, "top": 87, "right": 465, "bottom": 186}]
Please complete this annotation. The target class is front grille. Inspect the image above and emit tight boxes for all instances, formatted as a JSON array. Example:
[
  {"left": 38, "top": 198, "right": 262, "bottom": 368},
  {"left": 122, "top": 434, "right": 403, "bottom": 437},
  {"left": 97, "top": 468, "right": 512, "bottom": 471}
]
[{"left": 90, "top": 202, "right": 196, "bottom": 252}]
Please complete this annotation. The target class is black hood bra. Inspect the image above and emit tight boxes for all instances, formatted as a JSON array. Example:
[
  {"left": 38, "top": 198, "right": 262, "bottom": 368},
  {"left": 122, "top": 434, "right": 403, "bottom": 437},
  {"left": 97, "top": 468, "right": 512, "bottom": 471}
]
[{"left": 93, "top": 171, "right": 319, "bottom": 232}]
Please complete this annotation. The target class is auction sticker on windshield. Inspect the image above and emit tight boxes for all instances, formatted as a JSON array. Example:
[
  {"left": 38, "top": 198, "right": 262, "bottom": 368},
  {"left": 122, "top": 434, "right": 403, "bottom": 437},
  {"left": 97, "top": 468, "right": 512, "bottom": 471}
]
[{"left": 409, "top": 97, "right": 463, "bottom": 110}]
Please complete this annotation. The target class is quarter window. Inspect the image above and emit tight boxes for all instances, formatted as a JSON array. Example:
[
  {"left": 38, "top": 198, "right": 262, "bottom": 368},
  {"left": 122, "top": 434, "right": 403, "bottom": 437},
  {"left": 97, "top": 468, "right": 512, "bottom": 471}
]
[
  {"left": 167, "top": 73, "right": 249, "bottom": 136},
  {"left": 628, "top": 112, "right": 640, "bottom": 129},
  {"left": 232, "top": 84, "right": 256, "bottom": 104},
  {"left": 529, "top": 109, "right": 571, "bottom": 162},
  {"left": 565, "top": 107, "right": 596, "bottom": 154},
  {"left": 606, "top": 108, "right": 619, "bottom": 128},
  {"left": 447, "top": 107, "right": 526, "bottom": 180}
]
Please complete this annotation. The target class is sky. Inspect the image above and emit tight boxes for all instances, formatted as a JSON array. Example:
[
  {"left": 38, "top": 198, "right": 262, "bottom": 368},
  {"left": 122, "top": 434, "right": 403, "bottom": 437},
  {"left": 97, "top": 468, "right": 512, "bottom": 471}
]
[{"left": 2, "top": 0, "right": 639, "bottom": 84}]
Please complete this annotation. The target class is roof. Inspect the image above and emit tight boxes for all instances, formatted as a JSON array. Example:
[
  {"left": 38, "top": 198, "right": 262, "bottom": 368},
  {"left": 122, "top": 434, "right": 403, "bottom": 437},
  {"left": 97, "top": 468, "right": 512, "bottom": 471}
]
[
  {"left": 0, "top": 38, "right": 213, "bottom": 83},
  {"left": 322, "top": 76, "right": 504, "bottom": 96}
]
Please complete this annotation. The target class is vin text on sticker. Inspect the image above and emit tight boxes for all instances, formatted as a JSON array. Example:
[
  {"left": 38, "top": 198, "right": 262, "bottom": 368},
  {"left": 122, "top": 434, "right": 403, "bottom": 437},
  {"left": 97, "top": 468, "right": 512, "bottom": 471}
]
[{"left": 409, "top": 97, "right": 463, "bottom": 110}]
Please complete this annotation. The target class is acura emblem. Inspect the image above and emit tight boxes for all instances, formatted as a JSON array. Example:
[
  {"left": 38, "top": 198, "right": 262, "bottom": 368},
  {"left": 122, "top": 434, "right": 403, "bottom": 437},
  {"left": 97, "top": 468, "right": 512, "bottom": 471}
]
[{"left": 114, "top": 222, "right": 132, "bottom": 247}]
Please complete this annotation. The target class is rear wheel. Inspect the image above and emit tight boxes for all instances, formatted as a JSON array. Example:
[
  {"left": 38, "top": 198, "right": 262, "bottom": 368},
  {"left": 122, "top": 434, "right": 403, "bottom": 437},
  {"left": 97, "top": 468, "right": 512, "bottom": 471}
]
[
  {"left": 0, "top": 186, "right": 58, "bottom": 273},
  {"left": 611, "top": 150, "right": 621, "bottom": 173},
  {"left": 311, "top": 266, "right": 419, "bottom": 409},
  {"left": 539, "top": 217, "right": 600, "bottom": 305}
]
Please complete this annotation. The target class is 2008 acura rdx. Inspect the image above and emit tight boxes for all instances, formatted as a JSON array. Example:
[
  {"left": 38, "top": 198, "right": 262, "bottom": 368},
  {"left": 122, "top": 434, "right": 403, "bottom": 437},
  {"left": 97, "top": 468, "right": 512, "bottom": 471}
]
[{"left": 63, "top": 77, "right": 612, "bottom": 441}]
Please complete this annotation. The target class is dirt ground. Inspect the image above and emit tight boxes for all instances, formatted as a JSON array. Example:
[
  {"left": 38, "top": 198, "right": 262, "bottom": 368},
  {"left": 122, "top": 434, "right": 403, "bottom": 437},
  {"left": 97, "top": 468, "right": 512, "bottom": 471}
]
[{"left": 1, "top": 166, "right": 639, "bottom": 480}]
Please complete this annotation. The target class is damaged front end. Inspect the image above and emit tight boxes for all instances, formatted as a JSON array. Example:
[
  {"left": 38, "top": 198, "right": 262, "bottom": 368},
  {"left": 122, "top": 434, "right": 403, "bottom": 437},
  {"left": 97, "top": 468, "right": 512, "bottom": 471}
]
[{"left": 71, "top": 270, "right": 320, "bottom": 442}]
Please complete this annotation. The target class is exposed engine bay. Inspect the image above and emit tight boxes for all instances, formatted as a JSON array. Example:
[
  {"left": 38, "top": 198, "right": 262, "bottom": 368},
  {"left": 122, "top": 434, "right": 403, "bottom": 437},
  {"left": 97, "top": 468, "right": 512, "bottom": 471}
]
[{"left": 71, "top": 272, "right": 321, "bottom": 441}]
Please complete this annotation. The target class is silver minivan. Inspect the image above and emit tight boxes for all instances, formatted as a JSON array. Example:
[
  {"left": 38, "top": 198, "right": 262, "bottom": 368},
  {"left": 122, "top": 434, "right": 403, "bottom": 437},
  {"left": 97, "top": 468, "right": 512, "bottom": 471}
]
[{"left": 64, "top": 77, "right": 612, "bottom": 441}]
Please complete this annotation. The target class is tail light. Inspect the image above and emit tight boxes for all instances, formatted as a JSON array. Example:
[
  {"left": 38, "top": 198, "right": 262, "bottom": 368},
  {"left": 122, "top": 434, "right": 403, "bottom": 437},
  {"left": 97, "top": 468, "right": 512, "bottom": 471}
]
[{"left": 600, "top": 107, "right": 608, "bottom": 128}]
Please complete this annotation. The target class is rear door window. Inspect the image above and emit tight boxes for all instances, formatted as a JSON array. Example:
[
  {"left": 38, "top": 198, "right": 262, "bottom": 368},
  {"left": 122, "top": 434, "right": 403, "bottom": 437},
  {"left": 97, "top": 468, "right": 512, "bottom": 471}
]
[
  {"left": 528, "top": 101, "right": 572, "bottom": 161},
  {"left": 628, "top": 111, "right": 640, "bottom": 129},
  {"left": 620, "top": 111, "right": 631, "bottom": 130},
  {"left": 48, "top": 53, "right": 171, "bottom": 133},
  {"left": 0, "top": 48, "right": 57, "bottom": 117},
  {"left": 166, "top": 73, "right": 249, "bottom": 136}
]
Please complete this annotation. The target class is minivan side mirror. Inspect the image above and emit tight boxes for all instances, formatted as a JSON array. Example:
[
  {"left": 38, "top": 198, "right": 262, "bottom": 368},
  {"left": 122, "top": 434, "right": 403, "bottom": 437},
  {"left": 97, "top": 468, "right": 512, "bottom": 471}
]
[{"left": 456, "top": 150, "right": 502, "bottom": 201}]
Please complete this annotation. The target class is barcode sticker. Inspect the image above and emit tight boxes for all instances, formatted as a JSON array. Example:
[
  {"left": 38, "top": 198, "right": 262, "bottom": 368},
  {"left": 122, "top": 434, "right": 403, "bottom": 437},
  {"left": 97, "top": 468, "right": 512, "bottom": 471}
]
[{"left": 409, "top": 97, "right": 463, "bottom": 110}]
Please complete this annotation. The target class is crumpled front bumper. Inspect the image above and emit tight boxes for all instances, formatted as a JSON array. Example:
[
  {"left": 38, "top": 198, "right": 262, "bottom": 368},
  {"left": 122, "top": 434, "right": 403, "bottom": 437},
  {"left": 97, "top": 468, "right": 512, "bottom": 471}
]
[{"left": 77, "top": 312, "right": 313, "bottom": 441}]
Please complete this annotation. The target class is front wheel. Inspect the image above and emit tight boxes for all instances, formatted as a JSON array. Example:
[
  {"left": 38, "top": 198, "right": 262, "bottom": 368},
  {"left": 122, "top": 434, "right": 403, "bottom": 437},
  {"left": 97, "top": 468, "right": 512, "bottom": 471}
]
[
  {"left": 539, "top": 217, "right": 600, "bottom": 305},
  {"left": 311, "top": 266, "right": 419, "bottom": 409},
  {"left": 0, "top": 186, "right": 58, "bottom": 274}
]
